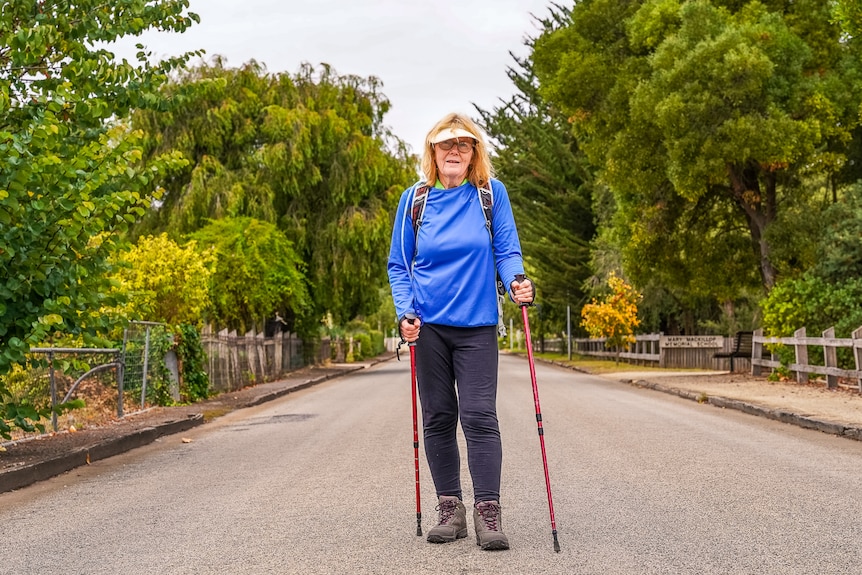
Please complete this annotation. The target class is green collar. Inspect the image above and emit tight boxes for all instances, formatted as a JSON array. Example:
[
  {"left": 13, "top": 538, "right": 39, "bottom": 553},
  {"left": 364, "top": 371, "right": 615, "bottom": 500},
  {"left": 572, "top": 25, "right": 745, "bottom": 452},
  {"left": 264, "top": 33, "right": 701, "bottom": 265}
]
[{"left": 434, "top": 179, "right": 469, "bottom": 189}]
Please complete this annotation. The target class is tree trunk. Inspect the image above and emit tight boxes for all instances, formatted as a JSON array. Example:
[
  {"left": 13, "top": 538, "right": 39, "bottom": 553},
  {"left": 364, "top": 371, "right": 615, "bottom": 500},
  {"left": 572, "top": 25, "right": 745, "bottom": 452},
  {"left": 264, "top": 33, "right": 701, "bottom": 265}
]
[{"left": 727, "top": 162, "right": 778, "bottom": 291}]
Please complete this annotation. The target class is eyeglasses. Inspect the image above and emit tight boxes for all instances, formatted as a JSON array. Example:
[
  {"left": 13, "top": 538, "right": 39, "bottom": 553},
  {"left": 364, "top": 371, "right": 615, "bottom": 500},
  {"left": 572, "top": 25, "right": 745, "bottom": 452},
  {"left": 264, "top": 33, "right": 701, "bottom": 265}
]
[{"left": 435, "top": 139, "right": 475, "bottom": 153}]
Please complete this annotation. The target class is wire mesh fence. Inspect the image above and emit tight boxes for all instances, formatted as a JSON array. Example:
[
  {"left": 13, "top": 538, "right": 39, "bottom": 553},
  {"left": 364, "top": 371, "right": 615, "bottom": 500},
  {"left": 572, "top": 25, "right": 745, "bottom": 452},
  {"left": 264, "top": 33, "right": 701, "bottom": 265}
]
[
  {"left": 122, "top": 321, "right": 179, "bottom": 411},
  {"left": 13, "top": 348, "right": 124, "bottom": 436},
  {"left": 4, "top": 323, "right": 330, "bottom": 442}
]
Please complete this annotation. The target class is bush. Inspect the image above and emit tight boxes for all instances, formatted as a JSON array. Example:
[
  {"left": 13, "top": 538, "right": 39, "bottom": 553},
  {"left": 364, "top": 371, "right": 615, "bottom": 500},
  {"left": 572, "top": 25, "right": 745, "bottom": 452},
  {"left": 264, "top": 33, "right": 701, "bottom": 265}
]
[
  {"left": 353, "top": 333, "right": 372, "bottom": 360},
  {"left": 176, "top": 324, "right": 209, "bottom": 402},
  {"left": 369, "top": 330, "right": 385, "bottom": 356},
  {"left": 761, "top": 274, "right": 862, "bottom": 368}
]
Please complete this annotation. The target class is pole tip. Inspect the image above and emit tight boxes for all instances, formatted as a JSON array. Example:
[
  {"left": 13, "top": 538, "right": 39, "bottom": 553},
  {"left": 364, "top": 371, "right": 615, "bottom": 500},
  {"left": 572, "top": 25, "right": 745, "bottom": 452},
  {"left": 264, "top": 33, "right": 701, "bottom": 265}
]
[
  {"left": 417, "top": 525, "right": 423, "bottom": 536},
  {"left": 553, "top": 532, "right": 561, "bottom": 553}
]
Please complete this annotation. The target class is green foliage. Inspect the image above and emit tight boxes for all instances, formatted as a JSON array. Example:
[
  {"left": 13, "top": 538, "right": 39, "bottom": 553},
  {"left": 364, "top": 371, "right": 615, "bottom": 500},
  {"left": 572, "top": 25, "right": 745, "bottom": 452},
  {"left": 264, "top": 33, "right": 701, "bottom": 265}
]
[
  {"left": 761, "top": 274, "right": 862, "bottom": 339},
  {"left": 532, "top": 0, "right": 862, "bottom": 320},
  {"left": 110, "top": 233, "right": 214, "bottom": 326},
  {"left": 0, "top": 368, "right": 85, "bottom": 440},
  {"left": 761, "top": 183, "right": 862, "bottom": 344},
  {"left": 176, "top": 323, "right": 209, "bottom": 402},
  {"left": 190, "top": 217, "right": 311, "bottom": 335},
  {"left": 364, "top": 288, "right": 398, "bottom": 338},
  {"left": 368, "top": 330, "right": 384, "bottom": 357},
  {"left": 832, "top": 0, "right": 862, "bottom": 38},
  {"left": 761, "top": 271, "right": 862, "bottom": 369},
  {"left": 352, "top": 333, "right": 372, "bottom": 360},
  {"left": 2, "top": 363, "right": 48, "bottom": 411},
  {"left": 477, "top": 6, "right": 597, "bottom": 339},
  {"left": 809, "top": 184, "right": 862, "bottom": 283},
  {"left": 145, "top": 325, "right": 176, "bottom": 407},
  {"left": 342, "top": 319, "right": 384, "bottom": 360},
  {"left": 131, "top": 59, "right": 417, "bottom": 327},
  {"left": 0, "top": 0, "right": 200, "bottom": 434}
]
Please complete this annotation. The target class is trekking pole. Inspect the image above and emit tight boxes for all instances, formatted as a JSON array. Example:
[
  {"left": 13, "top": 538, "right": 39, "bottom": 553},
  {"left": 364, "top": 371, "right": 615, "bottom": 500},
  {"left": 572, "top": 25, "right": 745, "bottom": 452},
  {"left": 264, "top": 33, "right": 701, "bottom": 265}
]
[
  {"left": 402, "top": 315, "right": 423, "bottom": 536},
  {"left": 516, "top": 274, "right": 560, "bottom": 552}
]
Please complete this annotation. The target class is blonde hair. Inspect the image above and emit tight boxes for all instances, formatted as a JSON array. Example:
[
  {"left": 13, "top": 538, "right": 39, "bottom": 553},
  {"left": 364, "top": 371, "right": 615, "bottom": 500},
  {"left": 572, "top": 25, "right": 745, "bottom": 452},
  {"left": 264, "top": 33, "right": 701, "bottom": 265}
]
[{"left": 421, "top": 113, "right": 494, "bottom": 188}]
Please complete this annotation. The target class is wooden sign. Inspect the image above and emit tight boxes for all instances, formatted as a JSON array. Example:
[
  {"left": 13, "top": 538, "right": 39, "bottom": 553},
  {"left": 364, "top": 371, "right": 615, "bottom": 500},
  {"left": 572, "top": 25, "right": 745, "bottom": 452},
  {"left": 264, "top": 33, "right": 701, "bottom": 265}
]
[{"left": 660, "top": 335, "right": 724, "bottom": 348}]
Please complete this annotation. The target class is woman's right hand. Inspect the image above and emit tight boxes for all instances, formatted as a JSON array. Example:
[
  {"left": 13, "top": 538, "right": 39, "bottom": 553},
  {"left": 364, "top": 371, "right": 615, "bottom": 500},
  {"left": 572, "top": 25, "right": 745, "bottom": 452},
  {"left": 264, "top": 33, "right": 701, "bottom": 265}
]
[{"left": 400, "top": 316, "right": 420, "bottom": 342}]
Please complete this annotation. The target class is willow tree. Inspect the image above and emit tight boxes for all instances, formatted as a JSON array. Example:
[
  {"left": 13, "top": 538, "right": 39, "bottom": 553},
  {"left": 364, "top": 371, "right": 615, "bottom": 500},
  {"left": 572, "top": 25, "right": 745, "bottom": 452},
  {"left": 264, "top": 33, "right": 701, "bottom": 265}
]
[
  {"left": 132, "top": 60, "right": 416, "bottom": 330},
  {"left": 533, "top": 0, "right": 862, "bottom": 303},
  {"left": 190, "top": 218, "right": 310, "bottom": 334}
]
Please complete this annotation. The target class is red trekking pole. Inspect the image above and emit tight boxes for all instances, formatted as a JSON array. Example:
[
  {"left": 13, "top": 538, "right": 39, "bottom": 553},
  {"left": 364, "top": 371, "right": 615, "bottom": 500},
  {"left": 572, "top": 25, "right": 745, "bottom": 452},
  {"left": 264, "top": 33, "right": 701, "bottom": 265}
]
[
  {"left": 402, "top": 315, "right": 422, "bottom": 536},
  {"left": 516, "top": 274, "right": 560, "bottom": 552}
]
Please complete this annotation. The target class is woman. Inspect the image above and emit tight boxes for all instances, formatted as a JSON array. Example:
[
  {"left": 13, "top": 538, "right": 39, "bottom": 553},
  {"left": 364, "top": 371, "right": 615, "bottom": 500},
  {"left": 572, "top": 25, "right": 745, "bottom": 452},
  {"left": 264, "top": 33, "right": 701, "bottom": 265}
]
[{"left": 387, "top": 112, "right": 534, "bottom": 551}]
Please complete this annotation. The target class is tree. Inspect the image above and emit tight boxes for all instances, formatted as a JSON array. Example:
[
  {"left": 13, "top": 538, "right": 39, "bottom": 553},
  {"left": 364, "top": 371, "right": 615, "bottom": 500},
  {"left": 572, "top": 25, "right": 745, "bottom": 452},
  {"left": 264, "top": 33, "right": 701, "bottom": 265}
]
[
  {"left": 131, "top": 60, "right": 417, "bottom": 328},
  {"left": 533, "top": 0, "right": 862, "bottom": 301},
  {"left": 189, "top": 217, "right": 311, "bottom": 335},
  {"left": 477, "top": 6, "right": 597, "bottom": 337},
  {"left": 109, "top": 234, "right": 214, "bottom": 326},
  {"left": 761, "top": 182, "right": 862, "bottom": 343},
  {"left": 833, "top": 0, "right": 862, "bottom": 38},
  {"left": 580, "top": 273, "right": 641, "bottom": 363},
  {"left": 0, "top": 1, "right": 199, "bottom": 433}
]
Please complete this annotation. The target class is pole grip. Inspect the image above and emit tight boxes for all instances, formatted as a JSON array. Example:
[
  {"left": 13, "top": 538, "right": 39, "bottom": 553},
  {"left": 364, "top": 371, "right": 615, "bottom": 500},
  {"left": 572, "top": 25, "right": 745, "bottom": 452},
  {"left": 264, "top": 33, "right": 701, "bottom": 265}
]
[
  {"left": 515, "top": 274, "right": 528, "bottom": 308},
  {"left": 404, "top": 313, "right": 418, "bottom": 347}
]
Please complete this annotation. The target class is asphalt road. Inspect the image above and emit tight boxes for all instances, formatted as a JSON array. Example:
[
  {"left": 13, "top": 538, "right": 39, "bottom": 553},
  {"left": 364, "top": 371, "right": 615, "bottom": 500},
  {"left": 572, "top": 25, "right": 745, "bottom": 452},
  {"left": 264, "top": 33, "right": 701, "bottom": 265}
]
[{"left": 2, "top": 355, "right": 862, "bottom": 574}]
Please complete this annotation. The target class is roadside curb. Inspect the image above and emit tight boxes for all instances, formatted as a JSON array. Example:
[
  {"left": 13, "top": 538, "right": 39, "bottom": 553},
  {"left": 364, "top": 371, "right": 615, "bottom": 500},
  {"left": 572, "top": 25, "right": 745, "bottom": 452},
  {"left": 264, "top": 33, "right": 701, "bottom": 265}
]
[
  {"left": 533, "top": 356, "right": 862, "bottom": 442},
  {"left": 0, "top": 414, "right": 204, "bottom": 493},
  {"left": 0, "top": 358, "right": 388, "bottom": 494},
  {"left": 629, "top": 378, "right": 862, "bottom": 442}
]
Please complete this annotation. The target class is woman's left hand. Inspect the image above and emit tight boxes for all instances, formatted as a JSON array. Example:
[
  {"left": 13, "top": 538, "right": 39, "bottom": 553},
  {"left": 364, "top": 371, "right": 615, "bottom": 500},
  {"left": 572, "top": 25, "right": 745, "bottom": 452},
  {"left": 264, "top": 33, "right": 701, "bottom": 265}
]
[{"left": 510, "top": 278, "right": 534, "bottom": 305}]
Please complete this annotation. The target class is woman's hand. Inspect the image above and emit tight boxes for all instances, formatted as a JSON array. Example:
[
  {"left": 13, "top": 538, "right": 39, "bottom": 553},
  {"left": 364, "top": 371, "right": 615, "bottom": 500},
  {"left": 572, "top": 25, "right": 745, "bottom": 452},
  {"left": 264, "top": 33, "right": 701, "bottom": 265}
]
[
  {"left": 400, "top": 316, "right": 420, "bottom": 342},
  {"left": 510, "top": 278, "right": 534, "bottom": 305}
]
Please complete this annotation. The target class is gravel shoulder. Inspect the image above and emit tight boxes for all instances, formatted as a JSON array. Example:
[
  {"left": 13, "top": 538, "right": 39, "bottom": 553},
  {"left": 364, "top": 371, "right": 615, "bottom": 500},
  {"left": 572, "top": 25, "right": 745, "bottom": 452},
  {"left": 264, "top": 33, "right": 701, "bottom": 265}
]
[{"left": 601, "top": 370, "right": 862, "bottom": 428}]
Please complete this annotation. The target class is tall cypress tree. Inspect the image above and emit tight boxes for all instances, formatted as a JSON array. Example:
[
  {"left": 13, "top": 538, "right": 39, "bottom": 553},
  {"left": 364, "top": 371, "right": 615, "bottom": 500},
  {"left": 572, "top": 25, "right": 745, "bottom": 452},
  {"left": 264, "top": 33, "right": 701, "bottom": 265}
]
[{"left": 478, "top": 7, "right": 596, "bottom": 334}]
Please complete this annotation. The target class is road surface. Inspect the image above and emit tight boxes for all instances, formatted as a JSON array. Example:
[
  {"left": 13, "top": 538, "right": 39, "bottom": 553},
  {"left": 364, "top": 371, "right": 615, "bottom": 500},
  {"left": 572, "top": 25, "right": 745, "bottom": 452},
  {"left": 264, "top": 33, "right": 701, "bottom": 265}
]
[{"left": 2, "top": 355, "right": 861, "bottom": 574}]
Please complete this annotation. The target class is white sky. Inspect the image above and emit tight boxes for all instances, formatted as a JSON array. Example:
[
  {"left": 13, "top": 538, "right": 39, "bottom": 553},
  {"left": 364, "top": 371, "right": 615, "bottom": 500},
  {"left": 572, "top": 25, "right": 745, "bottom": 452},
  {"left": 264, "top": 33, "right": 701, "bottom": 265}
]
[{"left": 110, "top": 0, "right": 555, "bottom": 154}]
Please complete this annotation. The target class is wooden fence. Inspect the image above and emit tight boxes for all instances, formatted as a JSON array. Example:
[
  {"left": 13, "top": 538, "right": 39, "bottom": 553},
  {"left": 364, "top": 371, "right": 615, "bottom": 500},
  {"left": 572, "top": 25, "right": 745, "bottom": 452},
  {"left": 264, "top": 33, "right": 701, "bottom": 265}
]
[
  {"left": 201, "top": 327, "right": 330, "bottom": 393},
  {"left": 751, "top": 327, "right": 862, "bottom": 391},
  {"left": 570, "top": 327, "right": 862, "bottom": 391},
  {"left": 571, "top": 334, "right": 729, "bottom": 370}
]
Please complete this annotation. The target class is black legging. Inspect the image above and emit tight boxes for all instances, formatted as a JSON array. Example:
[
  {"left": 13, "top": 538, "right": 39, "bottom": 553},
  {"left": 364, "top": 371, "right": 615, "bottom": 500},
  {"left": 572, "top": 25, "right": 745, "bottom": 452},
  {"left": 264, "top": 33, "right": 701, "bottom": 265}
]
[{"left": 414, "top": 323, "right": 502, "bottom": 505}]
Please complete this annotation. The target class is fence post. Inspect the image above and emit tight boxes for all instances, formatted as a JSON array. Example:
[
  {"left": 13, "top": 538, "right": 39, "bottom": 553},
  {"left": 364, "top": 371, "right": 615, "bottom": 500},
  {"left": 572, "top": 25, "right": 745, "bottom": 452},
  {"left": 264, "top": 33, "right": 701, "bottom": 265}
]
[
  {"left": 255, "top": 331, "right": 266, "bottom": 382},
  {"left": 218, "top": 328, "right": 230, "bottom": 393},
  {"left": 822, "top": 327, "right": 838, "bottom": 389},
  {"left": 752, "top": 329, "right": 764, "bottom": 376},
  {"left": 274, "top": 331, "right": 284, "bottom": 378},
  {"left": 47, "top": 351, "right": 57, "bottom": 432},
  {"left": 244, "top": 330, "right": 257, "bottom": 385},
  {"left": 852, "top": 326, "right": 862, "bottom": 393},
  {"left": 229, "top": 330, "right": 240, "bottom": 391},
  {"left": 117, "top": 358, "right": 125, "bottom": 418},
  {"left": 140, "top": 325, "right": 151, "bottom": 408},
  {"left": 794, "top": 327, "right": 808, "bottom": 384}
]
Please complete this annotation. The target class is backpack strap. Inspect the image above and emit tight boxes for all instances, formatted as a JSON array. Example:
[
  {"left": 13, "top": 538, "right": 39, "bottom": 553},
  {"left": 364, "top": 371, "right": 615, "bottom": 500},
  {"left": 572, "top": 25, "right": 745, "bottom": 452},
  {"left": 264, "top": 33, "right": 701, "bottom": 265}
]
[
  {"left": 480, "top": 180, "right": 508, "bottom": 337},
  {"left": 478, "top": 182, "right": 494, "bottom": 239},
  {"left": 411, "top": 184, "right": 431, "bottom": 240}
]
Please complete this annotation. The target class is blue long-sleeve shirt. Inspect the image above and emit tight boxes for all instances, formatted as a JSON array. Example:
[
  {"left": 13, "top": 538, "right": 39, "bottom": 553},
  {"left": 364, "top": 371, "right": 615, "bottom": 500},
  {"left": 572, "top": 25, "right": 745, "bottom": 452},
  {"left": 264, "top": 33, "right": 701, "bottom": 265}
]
[{"left": 387, "top": 178, "right": 525, "bottom": 327}]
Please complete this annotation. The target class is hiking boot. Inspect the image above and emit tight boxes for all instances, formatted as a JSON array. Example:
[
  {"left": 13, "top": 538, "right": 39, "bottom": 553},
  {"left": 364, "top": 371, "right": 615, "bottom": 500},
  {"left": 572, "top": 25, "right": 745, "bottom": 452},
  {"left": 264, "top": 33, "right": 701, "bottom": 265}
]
[
  {"left": 426, "top": 496, "right": 468, "bottom": 543},
  {"left": 473, "top": 500, "right": 509, "bottom": 550}
]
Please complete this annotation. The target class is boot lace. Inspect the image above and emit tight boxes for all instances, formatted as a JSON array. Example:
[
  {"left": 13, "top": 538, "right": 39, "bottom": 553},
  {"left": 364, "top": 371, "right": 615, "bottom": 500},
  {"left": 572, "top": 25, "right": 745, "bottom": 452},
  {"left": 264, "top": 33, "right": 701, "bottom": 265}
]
[
  {"left": 436, "top": 499, "right": 458, "bottom": 525},
  {"left": 476, "top": 501, "right": 501, "bottom": 531}
]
